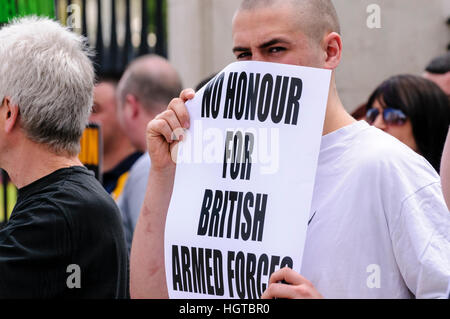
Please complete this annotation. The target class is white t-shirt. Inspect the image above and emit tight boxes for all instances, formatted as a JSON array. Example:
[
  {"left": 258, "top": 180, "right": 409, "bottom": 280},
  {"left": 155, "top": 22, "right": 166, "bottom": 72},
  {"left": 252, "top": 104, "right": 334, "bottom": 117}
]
[{"left": 301, "top": 121, "right": 450, "bottom": 299}]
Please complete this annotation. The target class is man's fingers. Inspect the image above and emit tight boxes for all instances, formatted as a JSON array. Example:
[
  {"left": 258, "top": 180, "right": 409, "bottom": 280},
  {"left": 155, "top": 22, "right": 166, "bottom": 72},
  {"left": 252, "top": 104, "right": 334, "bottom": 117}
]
[
  {"left": 179, "top": 88, "right": 195, "bottom": 101},
  {"left": 147, "top": 87, "right": 195, "bottom": 146},
  {"left": 147, "top": 118, "right": 174, "bottom": 144},
  {"left": 156, "top": 110, "right": 183, "bottom": 133},
  {"left": 261, "top": 283, "right": 312, "bottom": 299},
  {"left": 262, "top": 268, "right": 323, "bottom": 299},
  {"left": 268, "top": 267, "right": 311, "bottom": 286},
  {"left": 261, "top": 283, "right": 291, "bottom": 299},
  {"left": 167, "top": 97, "right": 191, "bottom": 129}
]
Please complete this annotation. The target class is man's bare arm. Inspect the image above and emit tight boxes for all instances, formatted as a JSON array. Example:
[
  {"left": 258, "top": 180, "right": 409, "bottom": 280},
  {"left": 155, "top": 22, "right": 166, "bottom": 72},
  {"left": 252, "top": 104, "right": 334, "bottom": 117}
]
[{"left": 130, "top": 89, "right": 195, "bottom": 299}]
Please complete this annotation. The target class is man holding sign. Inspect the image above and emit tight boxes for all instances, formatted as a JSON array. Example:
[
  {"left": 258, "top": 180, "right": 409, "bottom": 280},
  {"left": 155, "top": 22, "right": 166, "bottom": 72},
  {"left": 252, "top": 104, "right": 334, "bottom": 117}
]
[
  {"left": 162, "top": 61, "right": 331, "bottom": 299},
  {"left": 131, "top": 0, "right": 450, "bottom": 299}
]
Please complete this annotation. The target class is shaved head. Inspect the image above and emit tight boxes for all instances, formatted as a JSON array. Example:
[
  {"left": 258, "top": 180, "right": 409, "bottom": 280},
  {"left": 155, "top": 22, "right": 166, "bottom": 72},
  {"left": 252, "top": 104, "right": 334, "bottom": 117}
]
[{"left": 238, "top": 0, "right": 340, "bottom": 44}]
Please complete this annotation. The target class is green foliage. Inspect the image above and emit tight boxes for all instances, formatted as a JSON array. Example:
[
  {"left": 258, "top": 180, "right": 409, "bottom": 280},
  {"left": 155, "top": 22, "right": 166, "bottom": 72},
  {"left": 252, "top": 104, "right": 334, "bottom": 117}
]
[{"left": 0, "top": 0, "right": 55, "bottom": 24}]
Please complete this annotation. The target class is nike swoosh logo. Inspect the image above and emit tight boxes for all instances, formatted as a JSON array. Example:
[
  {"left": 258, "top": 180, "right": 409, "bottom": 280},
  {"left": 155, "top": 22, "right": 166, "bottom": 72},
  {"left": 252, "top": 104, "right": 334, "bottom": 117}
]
[{"left": 308, "top": 211, "right": 317, "bottom": 226}]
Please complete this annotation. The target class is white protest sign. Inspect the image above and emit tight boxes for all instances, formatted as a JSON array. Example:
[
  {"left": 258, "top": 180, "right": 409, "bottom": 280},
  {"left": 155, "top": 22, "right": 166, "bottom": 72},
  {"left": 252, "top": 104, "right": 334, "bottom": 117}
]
[{"left": 165, "top": 61, "right": 331, "bottom": 299}]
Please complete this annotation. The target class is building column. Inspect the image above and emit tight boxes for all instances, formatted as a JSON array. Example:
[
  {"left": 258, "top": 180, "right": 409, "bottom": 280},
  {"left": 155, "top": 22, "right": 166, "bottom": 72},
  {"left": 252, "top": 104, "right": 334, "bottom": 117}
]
[{"left": 168, "top": 0, "right": 241, "bottom": 89}]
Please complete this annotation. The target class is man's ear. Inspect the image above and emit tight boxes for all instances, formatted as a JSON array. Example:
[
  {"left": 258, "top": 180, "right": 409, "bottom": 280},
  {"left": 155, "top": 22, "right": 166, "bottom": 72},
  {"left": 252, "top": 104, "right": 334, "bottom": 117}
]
[
  {"left": 124, "top": 94, "right": 140, "bottom": 120},
  {"left": 322, "top": 32, "right": 342, "bottom": 70},
  {"left": 2, "top": 97, "right": 20, "bottom": 133}
]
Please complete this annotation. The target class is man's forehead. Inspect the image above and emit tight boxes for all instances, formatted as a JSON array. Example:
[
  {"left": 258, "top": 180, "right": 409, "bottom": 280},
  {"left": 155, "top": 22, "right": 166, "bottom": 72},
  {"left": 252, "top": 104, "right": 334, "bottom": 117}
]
[
  {"left": 95, "top": 82, "right": 116, "bottom": 95},
  {"left": 94, "top": 83, "right": 117, "bottom": 103},
  {"left": 232, "top": 6, "right": 301, "bottom": 45},
  {"left": 424, "top": 72, "right": 450, "bottom": 94},
  {"left": 232, "top": 3, "right": 295, "bottom": 29},
  {"left": 425, "top": 72, "right": 450, "bottom": 84}
]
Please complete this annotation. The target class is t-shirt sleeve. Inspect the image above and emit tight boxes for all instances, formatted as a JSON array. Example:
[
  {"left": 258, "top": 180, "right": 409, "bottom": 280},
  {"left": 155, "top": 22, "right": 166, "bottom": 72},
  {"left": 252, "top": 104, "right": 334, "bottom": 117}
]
[
  {"left": 390, "top": 182, "right": 450, "bottom": 298},
  {"left": 0, "top": 202, "right": 71, "bottom": 298}
]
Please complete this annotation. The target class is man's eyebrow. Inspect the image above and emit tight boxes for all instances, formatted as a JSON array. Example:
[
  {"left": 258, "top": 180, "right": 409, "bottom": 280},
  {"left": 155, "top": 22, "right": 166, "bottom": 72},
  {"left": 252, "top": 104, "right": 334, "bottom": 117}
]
[
  {"left": 232, "top": 46, "right": 249, "bottom": 53},
  {"left": 232, "top": 38, "right": 290, "bottom": 54},
  {"left": 258, "top": 38, "right": 290, "bottom": 49}
]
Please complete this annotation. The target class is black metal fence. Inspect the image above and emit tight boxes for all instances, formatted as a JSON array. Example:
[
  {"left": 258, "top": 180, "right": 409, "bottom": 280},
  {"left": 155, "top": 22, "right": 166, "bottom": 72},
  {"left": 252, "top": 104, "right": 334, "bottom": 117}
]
[
  {"left": 0, "top": 0, "right": 167, "bottom": 226},
  {"left": 56, "top": 0, "right": 168, "bottom": 77}
]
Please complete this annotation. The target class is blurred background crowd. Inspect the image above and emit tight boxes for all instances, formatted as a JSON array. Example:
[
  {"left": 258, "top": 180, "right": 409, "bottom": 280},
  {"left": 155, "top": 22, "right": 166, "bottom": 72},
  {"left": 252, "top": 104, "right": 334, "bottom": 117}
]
[{"left": 0, "top": 0, "right": 449, "bottom": 246}]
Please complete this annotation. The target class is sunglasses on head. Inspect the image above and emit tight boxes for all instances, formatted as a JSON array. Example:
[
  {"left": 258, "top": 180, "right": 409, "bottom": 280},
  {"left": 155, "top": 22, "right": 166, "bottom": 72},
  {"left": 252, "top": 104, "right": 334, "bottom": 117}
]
[{"left": 366, "top": 107, "right": 407, "bottom": 126}]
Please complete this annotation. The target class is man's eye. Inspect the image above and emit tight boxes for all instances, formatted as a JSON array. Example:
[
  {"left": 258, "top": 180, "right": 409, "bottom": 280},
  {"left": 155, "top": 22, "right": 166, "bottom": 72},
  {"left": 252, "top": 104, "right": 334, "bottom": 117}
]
[
  {"left": 269, "top": 47, "right": 286, "bottom": 53},
  {"left": 236, "top": 52, "right": 251, "bottom": 60}
]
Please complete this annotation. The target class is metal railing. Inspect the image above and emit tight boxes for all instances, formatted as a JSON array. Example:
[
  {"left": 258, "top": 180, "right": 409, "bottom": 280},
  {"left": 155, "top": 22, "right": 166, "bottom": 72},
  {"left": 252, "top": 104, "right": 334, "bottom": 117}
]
[
  {"left": 0, "top": 0, "right": 167, "bottom": 226},
  {"left": 1, "top": 0, "right": 167, "bottom": 75},
  {"left": 56, "top": 0, "right": 168, "bottom": 76}
]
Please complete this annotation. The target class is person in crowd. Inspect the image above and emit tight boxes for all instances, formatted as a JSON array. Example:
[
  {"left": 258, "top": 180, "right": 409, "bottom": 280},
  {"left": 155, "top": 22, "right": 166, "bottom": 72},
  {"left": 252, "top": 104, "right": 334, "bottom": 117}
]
[
  {"left": 89, "top": 74, "right": 142, "bottom": 201},
  {"left": 130, "top": 0, "right": 450, "bottom": 299},
  {"left": 90, "top": 73, "right": 142, "bottom": 199},
  {"left": 366, "top": 74, "right": 450, "bottom": 173},
  {"left": 0, "top": 17, "right": 128, "bottom": 298},
  {"left": 424, "top": 52, "right": 450, "bottom": 96},
  {"left": 116, "top": 54, "right": 183, "bottom": 252}
]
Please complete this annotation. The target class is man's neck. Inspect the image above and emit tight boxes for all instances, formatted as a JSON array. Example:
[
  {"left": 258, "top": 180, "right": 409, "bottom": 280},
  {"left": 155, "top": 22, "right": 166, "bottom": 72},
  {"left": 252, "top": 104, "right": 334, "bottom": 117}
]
[
  {"left": 322, "top": 80, "right": 356, "bottom": 136},
  {"left": 4, "top": 141, "right": 83, "bottom": 189},
  {"left": 103, "top": 136, "right": 137, "bottom": 173}
]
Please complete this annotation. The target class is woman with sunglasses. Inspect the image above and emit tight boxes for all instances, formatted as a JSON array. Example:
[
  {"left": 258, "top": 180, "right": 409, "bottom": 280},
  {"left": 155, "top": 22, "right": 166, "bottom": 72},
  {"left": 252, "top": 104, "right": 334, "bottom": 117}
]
[{"left": 366, "top": 74, "right": 450, "bottom": 173}]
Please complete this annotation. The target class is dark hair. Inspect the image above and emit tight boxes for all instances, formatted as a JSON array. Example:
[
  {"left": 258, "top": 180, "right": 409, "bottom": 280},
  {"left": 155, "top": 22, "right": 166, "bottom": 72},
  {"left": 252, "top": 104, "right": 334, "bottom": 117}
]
[
  {"left": 351, "top": 103, "right": 368, "bottom": 121},
  {"left": 425, "top": 52, "right": 450, "bottom": 75},
  {"left": 96, "top": 70, "right": 123, "bottom": 86},
  {"left": 367, "top": 74, "right": 450, "bottom": 172},
  {"left": 195, "top": 73, "right": 218, "bottom": 92}
]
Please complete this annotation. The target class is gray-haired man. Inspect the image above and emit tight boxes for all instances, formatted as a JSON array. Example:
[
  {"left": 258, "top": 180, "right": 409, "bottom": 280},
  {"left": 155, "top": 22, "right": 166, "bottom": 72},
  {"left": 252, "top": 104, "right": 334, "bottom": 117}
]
[{"left": 0, "top": 17, "right": 128, "bottom": 298}]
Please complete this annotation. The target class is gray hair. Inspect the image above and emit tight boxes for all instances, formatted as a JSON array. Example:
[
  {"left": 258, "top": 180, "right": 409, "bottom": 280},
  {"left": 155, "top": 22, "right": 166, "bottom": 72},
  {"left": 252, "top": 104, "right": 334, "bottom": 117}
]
[
  {"left": 0, "top": 16, "right": 94, "bottom": 156},
  {"left": 117, "top": 54, "right": 182, "bottom": 115}
]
